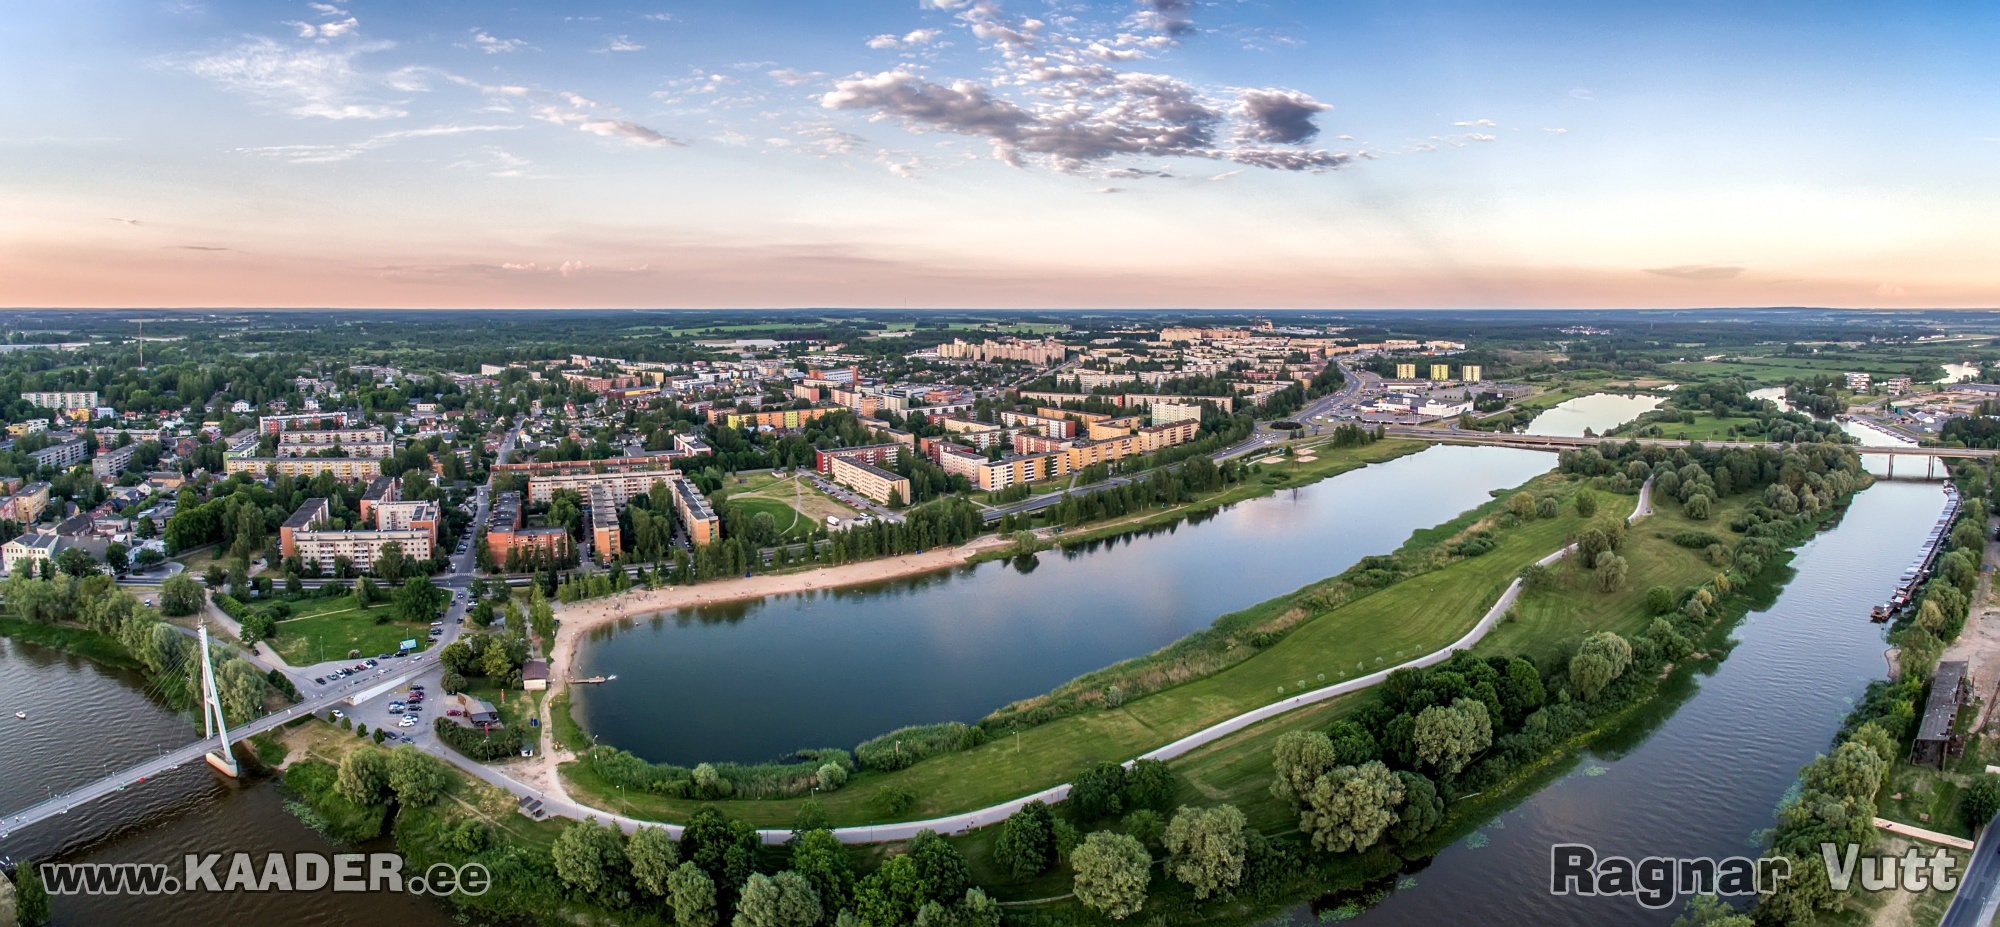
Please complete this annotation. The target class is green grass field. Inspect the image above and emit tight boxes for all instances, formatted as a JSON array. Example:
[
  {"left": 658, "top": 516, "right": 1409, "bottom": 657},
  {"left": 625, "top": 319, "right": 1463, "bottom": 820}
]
[
  {"left": 718, "top": 470, "right": 858, "bottom": 537},
  {"left": 270, "top": 595, "right": 433, "bottom": 664},
  {"left": 562, "top": 467, "right": 1614, "bottom": 828}
]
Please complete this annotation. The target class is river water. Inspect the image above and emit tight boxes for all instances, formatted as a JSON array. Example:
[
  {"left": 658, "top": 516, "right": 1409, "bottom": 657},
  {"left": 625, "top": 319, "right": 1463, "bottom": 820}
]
[
  {"left": 1525, "top": 393, "right": 1663, "bottom": 438},
  {"left": 1310, "top": 477, "right": 1947, "bottom": 927},
  {"left": 573, "top": 446, "right": 1558, "bottom": 764},
  {"left": 0, "top": 637, "right": 458, "bottom": 927}
]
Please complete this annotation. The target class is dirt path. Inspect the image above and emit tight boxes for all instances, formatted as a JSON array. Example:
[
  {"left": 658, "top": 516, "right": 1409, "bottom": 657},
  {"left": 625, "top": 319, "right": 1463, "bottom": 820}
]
[{"left": 1942, "top": 515, "right": 2000, "bottom": 700}]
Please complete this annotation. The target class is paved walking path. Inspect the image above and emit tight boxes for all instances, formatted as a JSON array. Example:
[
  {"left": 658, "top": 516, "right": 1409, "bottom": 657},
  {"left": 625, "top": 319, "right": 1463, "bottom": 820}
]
[
  {"left": 462, "top": 487, "right": 1646, "bottom": 845},
  {"left": 1874, "top": 817, "right": 1976, "bottom": 851}
]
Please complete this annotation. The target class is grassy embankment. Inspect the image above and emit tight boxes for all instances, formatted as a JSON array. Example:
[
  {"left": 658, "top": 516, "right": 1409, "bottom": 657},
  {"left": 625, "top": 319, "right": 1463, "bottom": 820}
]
[
  {"left": 268, "top": 594, "right": 434, "bottom": 664},
  {"left": 560, "top": 462, "right": 1595, "bottom": 827}
]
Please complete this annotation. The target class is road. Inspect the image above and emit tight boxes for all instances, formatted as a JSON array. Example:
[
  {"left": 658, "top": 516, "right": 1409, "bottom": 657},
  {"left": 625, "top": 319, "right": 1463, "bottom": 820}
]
[{"left": 1940, "top": 815, "right": 2000, "bottom": 927}]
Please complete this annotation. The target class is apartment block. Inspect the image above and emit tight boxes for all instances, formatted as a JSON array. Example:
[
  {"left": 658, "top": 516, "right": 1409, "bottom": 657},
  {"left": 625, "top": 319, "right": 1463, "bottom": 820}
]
[
  {"left": 588, "top": 483, "right": 621, "bottom": 564},
  {"left": 814, "top": 443, "right": 901, "bottom": 475},
  {"left": 280, "top": 497, "right": 432, "bottom": 574},
  {"left": 999, "top": 411, "right": 1076, "bottom": 439},
  {"left": 275, "top": 427, "right": 392, "bottom": 458},
  {"left": 1430, "top": 364, "right": 1451, "bottom": 381},
  {"left": 0, "top": 482, "right": 51, "bottom": 524},
  {"left": 2, "top": 533, "right": 63, "bottom": 577},
  {"left": 527, "top": 467, "right": 676, "bottom": 504},
  {"left": 668, "top": 472, "right": 721, "bottom": 546},
  {"left": 259, "top": 412, "right": 350, "bottom": 434},
  {"left": 830, "top": 456, "right": 912, "bottom": 505},
  {"left": 484, "top": 490, "right": 572, "bottom": 565},
  {"left": 91, "top": 442, "right": 140, "bottom": 479},
  {"left": 224, "top": 456, "right": 382, "bottom": 480},
  {"left": 1845, "top": 372, "right": 1872, "bottom": 391},
  {"left": 715, "top": 407, "right": 837, "bottom": 430},
  {"left": 1460, "top": 365, "right": 1484, "bottom": 383},
  {"left": 1151, "top": 402, "right": 1203, "bottom": 425},
  {"left": 21, "top": 391, "right": 98, "bottom": 410},
  {"left": 30, "top": 438, "right": 89, "bottom": 471},
  {"left": 359, "top": 476, "right": 398, "bottom": 523},
  {"left": 1395, "top": 363, "right": 1417, "bottom": 379}
]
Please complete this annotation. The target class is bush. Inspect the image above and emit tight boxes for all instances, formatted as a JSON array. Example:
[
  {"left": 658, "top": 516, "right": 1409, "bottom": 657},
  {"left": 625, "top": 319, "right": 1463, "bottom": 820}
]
[
  {"left": 855, "top": 722, "right": 985, "bottom": 772},
  {"left": 432, "top": 717, "right": 523, "bottom": 761},
  {"left": 1672, "top": 530, "right": 1724, "bottom": 550},
  {"left": 877, "top": 785, "right": 919, "bottom": 816}
]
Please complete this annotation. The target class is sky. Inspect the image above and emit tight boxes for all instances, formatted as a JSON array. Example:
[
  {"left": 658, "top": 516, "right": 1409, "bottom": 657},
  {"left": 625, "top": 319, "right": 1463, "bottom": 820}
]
[{"left": 1, "top": 0, "right": 1996, "bottom": 310}]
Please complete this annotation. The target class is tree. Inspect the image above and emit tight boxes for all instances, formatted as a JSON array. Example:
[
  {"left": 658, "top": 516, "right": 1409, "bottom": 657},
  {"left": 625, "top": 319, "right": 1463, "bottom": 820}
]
[
  {"left": 552, "top": 817, "right": 628, "bottom": 903},
  {"left": 1568, "top": 632, "right": 1634, "bottom": 701},
  {"left": 375, "top": 542, "right": 407, "bottom": 582},
  {"left": 1672, "top": 893, "right": 1752, "bottom": 927},
  {"left": 355, "top": 575, "right": 379, "bottom": 606},
  {"left": 1644, "top": 585, "right": 1675, "bottom": 615},
  {"left": 160, "top": 573, "right": 205, "bottom": 616},
  {"left": 396, "top": 574, "right": 444, "bottom": 624},
  {"left": 1574, "top": 491, "right": 1598, "bottom": 517},
  {"left": 670, "top": 862, "right": 719, "bottom": 927},
  {"left": 993, "top": 800, "right": 1057, "bottom": 878},
  {"left": 908, "top": 831, "right": 970, "bottom": 907},
  {"left": 625, "top": 826, "right": 680, "bottom": 897},
  {"left": 789, "top": 828, "right": 855, "bottom": 913},
  {"left": 1301, "top": 761, "right": 1404, "bottom": 853},
  {"left": 1069, "top": 761, "right": 1128, "bottom": 821},
  {"left": 1163, "top": 804, "right": 1247, "bottom": 900},
  {"left": 1390, "top": 771, "right": 1445, "bottom": 845},
  {"left": 335, "top": 746, "right": 391, "bottom": 805},
  {"left": 133, "top": 547, "right": 165, "bottom": 572},
  {"left": 1964, "top": 775, "right": 2000, "bottom": 831},
  {"left": 387, "top": 746, "right": 448, "bottom": 805},
  {"left": 16, "top": 857, "right": 50, "bottom": 927},
  {"left": 1594, "top": 552, "right": 1628, "bottom": 593},
  {"left": 681, "top": 806, "right": 759, "bottom": 893},
  {"left": 1123, "top": 758, "right": 1175, "bottom": 812},
  {"left": 1270, "top": 730, "right": 1339, "bottom": 804},
  {"left": 105, "top": 542, "right": 129, "bottom": 575},
  {"left": 1413, "top": 698, "right": 1492, "bottom": 778},
  {"left": 1498, "top": 658, "right": 1545, "bottom": 723},
  {"left": 1685, "top": 493, "right": 1712, "bottom": 520},
  {"left": 733, "top": 871, "right": 822, "bottom": 927},
  {"left": 1070, "top": 831, "right": 1151, "bottom": 920},
  {"left": 56, "top": 547, "right": 99, "bottom": 577}
]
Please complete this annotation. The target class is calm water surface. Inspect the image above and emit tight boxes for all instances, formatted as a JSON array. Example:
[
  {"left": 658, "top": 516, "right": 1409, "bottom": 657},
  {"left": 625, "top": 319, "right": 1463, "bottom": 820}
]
[
  {"left": 574, "top": 446, "right": 1558, "bottom": 764},
  {"left": 1313, "top": 479, "right": 1947, "bottom": 926},
  {"left": 1525, "top": 393, "right": 1664, "bottom": 438}
]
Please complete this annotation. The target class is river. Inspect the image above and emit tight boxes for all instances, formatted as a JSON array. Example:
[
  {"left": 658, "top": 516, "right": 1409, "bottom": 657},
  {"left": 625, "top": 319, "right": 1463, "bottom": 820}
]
[
  {"left": 0, "top": 636, "right": 459, "bottom": 927},
  {"left": 1306, "top": 477, "right": 1947, "bottom": 926},
  {"left": 572, "top": 446, "right": 1558, "bottom": 764},
  {"left": 1525, "top": 393, "right": 1664, "bottom": 438}
]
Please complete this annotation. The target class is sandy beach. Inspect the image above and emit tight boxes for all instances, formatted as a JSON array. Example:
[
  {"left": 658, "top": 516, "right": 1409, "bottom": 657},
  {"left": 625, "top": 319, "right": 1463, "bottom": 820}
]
[{"left": 546, "top": 534, "right": 1016, "bottom": 689}]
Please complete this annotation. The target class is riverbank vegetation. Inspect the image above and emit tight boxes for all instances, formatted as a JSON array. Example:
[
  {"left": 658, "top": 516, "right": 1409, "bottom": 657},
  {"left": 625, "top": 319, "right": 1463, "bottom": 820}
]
[
  {"left": 0, "top": 572, "right": 282, "bottom": 723},
  {"left": 1605, "top": 377, "right": 1851, "bottom": 444}
]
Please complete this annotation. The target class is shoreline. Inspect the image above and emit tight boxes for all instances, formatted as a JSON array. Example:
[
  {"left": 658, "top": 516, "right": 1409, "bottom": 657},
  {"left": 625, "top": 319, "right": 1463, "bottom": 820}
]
[{"left": 547, "top": 533, "right": 1017, "bottom": 693}]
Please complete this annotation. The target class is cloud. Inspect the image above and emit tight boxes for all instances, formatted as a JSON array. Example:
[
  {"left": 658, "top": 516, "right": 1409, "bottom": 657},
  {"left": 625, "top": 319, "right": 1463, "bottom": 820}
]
[
  {"left": 171, "top": 245, "right": 231, "bottom": 251},
  {"left": 109, "top": 217, "right": 143, "bottom": 225},
  {"left": 287, "top": 2, "right": 356, "bottom": 39},
  {"left": 641, "top": 12, "right": 675, "bottom": 22},
  {"left": 1452, "top": 118, "right": 1495, "bottom": 127},
  {"left": 1092, "top": 186, "right": 1123, "bottom": 193},
  {"left": 1235, "top": 88, "right": 1330, "bottom": 143},
  {"left": 1643, "top": 264, "right": 1745, "bottom": 281},
  {"left": 1132, "top": 0, "right": 1195, "bottom": 38},
  {"left": 183, "top": 37, "right": 408, "bottom": 119},
  {"left": 1544, "top": 127, "right": 1567, "bottom": 134},
  {"left": 604, "top": 35, "right": 644, "bottom": 52},
  {"left": 578, "top": 120, "right": 681, "bottom": 147},
  {"left": 1570, "top": 88, "right": 1595, "bottom": 101},
  {"left": 1206, "top": 169, "right": 1242, "bottom": 181},
  {"left": 769, "top": 68, "right": 825, "bottom": 86},
  {"left": 1875, "top": 282, "right": 1907, "bottom": 298},
  {"left": 470, "top": 30, "right": 527, "bottom": 54},
  {"left": 233, "top": 124, "right": 518, "bottom": 163},
  {"left": 868, "top": 29, "right": 943, "bottom": 49}
]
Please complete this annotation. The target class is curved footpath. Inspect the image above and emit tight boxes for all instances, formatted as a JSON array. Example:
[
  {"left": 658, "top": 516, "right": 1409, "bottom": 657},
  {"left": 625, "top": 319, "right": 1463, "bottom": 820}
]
[{"left": 514, "top": 479, "right": 1652, "bottom": 845}]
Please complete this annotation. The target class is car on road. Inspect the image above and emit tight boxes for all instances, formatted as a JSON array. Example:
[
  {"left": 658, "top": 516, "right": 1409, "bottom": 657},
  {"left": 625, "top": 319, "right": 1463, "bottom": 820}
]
[
  {"left": 364, "top": 659, "right": 377, "bottom": 667},
  {"left": 388, "top": 702, "right": 405, "bottom": 712},
  {"left": 329, "top": 709, "right": 345, "bottom": 719},
  {"left": 397, "top": 717, "right": 416, "bottom": 728}
]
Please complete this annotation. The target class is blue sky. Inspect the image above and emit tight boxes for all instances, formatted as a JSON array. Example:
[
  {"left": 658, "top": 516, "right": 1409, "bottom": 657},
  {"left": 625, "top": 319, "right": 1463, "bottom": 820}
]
[{"left": 1, "top": 0, "right": 1995, "bottom": 308}]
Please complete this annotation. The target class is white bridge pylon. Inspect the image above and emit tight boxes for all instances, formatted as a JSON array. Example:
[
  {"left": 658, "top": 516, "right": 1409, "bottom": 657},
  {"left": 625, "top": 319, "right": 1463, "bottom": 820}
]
[{"left": 198, "top": 622, "right": 240, "bottom": 778}]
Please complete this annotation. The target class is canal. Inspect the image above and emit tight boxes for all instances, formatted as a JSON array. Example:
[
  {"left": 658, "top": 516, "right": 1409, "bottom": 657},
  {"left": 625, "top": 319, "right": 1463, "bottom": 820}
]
[
  {"left": 1315, "top": 477, "right": 1948, "bottom": 926},
  {"left": 572, "top": 445, "right": 1558, "bottom": 764}
]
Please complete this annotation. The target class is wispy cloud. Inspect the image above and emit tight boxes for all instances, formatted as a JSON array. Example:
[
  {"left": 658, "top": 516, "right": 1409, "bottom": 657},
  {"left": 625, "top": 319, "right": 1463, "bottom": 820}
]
[
  {"left": 469, "top": 30, "right": 528, "bottom": 54},
  {"left": 579, "top": 120, "right": 681, "bottom": 147},
  {"left": 603, "top": 35, "right": 645, "bottom": 53},
  {"left": 1643, "top": 264, "right": 1745, "bottom": 281}
]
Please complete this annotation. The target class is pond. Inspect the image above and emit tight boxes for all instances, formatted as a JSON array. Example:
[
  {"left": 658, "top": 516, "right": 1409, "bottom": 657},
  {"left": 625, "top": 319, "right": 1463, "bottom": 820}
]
[{"left": 1523, "top": 393, "right": 1664, "bottom": 438}]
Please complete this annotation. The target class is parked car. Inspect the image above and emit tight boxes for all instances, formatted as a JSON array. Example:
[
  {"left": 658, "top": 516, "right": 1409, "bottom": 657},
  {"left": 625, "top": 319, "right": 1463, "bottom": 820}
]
[
  {"left": 410, "top": 684, "right": 425, "bottom": 691},
  {"left": 313, "top": 677, "right": 326, "bottom": 685},
  {"left": 446, "top": 709, "right": 462, "bottom": 717},
  {"left": 329, "top": 709, "right": 345, "bottom": 720},
  {"left": 364, "top": 659, "right": 378, "bottom": 667},
  {"left": 397, "top": 717, "right": 416, "bottom": 728}
]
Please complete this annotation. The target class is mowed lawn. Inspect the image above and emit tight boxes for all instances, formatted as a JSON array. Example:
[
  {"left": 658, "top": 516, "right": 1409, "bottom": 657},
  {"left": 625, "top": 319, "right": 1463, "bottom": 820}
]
[
  {"left": 270, "top": 595, "right": 434, "bottom": 664},
  {"left": 719, "top": 471, "right": 858, "bottom": 537},
  {"left": 563, "top": 476, "right": 1622, "bottom": 828}
]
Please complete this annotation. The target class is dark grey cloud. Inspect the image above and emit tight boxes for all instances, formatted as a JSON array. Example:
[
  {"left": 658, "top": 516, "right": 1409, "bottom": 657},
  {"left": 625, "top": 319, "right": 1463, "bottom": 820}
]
[
  {"left": 1134, "top": 0, "right": 1195, "bottom": 37},
  {"left": 1643, "top": 264, "right": 1745, "bottom": 281},
  {"left": 1236, "top": 88, "right": 1330, "bottom": 144}
]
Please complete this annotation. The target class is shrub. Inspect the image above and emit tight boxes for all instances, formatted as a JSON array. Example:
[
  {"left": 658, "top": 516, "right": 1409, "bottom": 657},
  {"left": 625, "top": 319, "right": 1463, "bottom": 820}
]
[{"left": 855, "top": 722, "right": 984, "bottom": 772}]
